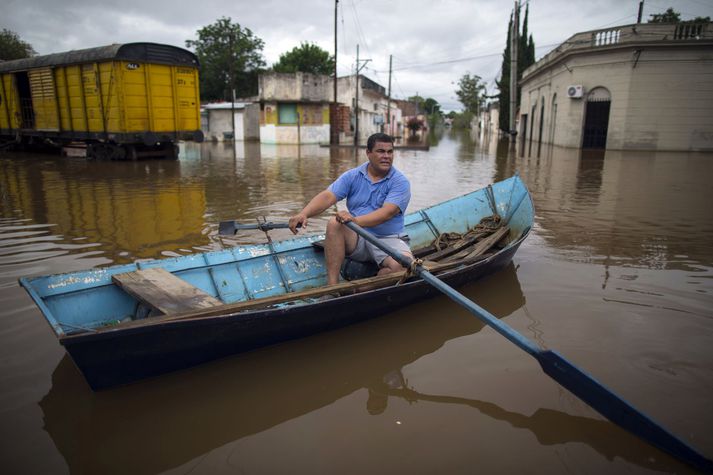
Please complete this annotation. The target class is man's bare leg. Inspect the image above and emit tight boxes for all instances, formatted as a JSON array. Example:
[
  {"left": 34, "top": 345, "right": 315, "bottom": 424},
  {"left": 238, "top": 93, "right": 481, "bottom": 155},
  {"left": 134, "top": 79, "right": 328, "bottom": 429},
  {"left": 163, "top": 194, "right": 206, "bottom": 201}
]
[
  {"left": 325, "top": 217, "right": 358, "bottom": 285},
  {"left": 377, "top": 253, "right": 413, "bottom": 276}
]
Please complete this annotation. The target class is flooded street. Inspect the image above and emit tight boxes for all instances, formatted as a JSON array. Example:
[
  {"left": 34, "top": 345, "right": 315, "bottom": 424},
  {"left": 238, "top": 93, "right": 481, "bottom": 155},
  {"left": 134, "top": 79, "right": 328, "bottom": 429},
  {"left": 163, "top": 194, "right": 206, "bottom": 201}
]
[{"left": 1, "top": 131, "right": 712, "bottom": 474}]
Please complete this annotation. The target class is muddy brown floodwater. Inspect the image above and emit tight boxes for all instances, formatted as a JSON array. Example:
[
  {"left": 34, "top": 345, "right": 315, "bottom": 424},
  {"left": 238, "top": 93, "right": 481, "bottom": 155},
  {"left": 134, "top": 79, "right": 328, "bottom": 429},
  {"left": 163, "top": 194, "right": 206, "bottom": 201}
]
[{"left": 1, "top": 130, "right": 712, "bottom": 474}]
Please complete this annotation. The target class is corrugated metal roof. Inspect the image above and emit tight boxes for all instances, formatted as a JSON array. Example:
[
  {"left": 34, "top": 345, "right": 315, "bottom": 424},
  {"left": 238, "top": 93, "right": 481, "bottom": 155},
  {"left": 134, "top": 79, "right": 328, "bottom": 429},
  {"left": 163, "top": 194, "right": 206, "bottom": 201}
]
[{"left": 0, "top": 43, "right": 199, "bottom": 73}]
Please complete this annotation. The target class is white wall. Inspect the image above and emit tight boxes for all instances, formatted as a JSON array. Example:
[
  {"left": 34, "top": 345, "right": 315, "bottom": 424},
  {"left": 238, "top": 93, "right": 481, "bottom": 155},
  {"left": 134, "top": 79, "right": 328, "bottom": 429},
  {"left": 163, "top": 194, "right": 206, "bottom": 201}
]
[
  {"left": 520, "top": 31, "right": 713, "bottom": 151},
  {"left": 205, "top": 108, "right": 245, "bottom": 141}
]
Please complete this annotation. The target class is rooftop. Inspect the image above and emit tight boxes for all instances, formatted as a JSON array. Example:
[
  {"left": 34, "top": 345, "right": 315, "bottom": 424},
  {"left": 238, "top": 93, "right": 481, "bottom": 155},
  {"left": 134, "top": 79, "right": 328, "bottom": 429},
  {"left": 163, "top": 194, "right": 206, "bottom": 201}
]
[{"left": 522, "top": 22, "right": 713, "bottom": 81}]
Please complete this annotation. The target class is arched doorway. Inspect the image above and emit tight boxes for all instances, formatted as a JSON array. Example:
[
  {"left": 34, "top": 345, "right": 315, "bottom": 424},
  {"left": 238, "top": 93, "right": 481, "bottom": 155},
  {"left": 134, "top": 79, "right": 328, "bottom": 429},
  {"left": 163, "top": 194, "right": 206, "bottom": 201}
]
[{"left": 582, "top": 87, "right": 611, "bottom": 149}]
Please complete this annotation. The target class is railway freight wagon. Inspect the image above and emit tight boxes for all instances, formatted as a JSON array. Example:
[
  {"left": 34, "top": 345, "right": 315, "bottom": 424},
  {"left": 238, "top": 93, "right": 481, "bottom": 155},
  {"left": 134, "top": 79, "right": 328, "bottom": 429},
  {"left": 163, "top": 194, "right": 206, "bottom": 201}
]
[{"left": 0, "top": 43, "right": 203, "bottom": 159}]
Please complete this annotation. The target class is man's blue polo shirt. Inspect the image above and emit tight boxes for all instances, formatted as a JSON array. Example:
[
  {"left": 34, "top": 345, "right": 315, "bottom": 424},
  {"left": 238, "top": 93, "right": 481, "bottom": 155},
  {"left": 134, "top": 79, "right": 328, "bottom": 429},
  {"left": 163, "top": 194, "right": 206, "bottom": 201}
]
[{"left": 328, "top": 162, "right": 411, "bottom": 237}]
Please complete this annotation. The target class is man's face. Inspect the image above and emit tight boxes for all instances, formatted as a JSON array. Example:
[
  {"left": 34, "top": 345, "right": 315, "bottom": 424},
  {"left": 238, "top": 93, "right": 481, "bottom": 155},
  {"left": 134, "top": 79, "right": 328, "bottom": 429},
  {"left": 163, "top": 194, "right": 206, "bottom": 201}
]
[{"left": 366, "top": 141, "right": 394, "bottom": 175}]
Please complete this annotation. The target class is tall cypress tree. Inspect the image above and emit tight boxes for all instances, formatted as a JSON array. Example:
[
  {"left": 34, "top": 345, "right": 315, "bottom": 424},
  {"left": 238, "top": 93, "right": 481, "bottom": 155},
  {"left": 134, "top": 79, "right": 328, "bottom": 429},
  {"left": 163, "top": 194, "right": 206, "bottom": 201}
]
[
  {"left": 496, "top": 13, "right": 513, "bottom": 133},
  {"left": 497, "top": 3, "right": 536, "bottom": 133}
]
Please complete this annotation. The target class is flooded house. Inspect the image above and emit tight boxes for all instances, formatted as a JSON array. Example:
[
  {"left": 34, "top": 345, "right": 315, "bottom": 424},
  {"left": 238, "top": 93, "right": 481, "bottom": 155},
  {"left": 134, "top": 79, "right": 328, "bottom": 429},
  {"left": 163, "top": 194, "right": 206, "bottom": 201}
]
[
  {"left": 518, "top": 21, "right": 713, "bottom": 154},
  {"left": 206, "top": 71, "right": 411, "bottom": 145},
  {"left": 337, "top": 75, "right": 402, "bottom": 143},
  {"left": 201, "top": 102, "right": 260, "bottom": 142},
  {"left": 257, "top": 72, "right": 333, "bottom": 144}
]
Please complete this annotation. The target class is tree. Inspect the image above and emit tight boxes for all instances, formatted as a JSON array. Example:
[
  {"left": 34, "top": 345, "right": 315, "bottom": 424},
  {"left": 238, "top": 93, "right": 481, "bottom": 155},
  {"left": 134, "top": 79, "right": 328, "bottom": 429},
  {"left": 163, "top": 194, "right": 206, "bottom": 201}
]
[
  {"left": 406, "top": 95, "right": 440, "bottom": 114},
  {"left": 423, "top": 97, "right": 441, "bottom": 115},
  {"left": 0, "top": 29, "right": 36, "bottom": 61},
  {"left": 648, "top": 7, "right": 681, "bottom": 23},
  {"left": 272, "top": 42, "right": 334, "bottom": 75},
  {"left": 455, "top": 73, "right": 486, "bottom": 116},
  {"left": 496, "top": 3, "right": 537, "bottom": 133},
  {"left": 186, "top": 17, "right": 266, "bottom": 101},
  {"left": 451, "top": 110, "right": 475, "bottom": 129},
  {"left": 648, "top": 7, "right": 710, "bottom": 23},
  {"left": 407, "top": 95, "right": 425, "bottom": 110}
]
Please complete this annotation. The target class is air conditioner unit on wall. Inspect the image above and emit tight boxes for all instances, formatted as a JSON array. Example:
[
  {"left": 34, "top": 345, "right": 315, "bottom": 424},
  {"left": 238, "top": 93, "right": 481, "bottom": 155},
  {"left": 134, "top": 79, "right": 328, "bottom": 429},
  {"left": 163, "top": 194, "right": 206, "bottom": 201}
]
[{"left": 567, "top": 85, "right": 584, "bottom": 98}]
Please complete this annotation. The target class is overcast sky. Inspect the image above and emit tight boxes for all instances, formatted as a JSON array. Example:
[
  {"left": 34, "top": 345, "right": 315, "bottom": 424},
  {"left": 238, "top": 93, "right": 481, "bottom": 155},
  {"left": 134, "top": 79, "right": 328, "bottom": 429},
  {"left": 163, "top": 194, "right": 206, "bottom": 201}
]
[{"left": 4, "top": 0, "right": 712, "bottom": 111}]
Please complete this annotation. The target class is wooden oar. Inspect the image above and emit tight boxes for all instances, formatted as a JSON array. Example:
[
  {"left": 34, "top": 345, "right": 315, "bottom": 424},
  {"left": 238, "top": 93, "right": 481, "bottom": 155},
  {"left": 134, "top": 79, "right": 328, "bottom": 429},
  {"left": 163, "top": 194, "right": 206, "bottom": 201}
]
[
  {"left": 343, "top": 220, "right": 712, "bottom": 472},
  {"left": 218, "top": 220, "right": 298, "bottom": 235}
]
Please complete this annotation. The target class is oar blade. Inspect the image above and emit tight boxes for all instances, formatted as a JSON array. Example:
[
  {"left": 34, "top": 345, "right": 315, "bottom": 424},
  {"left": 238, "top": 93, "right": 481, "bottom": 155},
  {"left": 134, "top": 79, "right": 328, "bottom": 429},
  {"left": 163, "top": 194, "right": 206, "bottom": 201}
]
[
  {"left": 537, "top": 350, "right": 713, "bottom": 473},
  {"left": 218, "top": 220, "right": 238, "bottom": 235}
]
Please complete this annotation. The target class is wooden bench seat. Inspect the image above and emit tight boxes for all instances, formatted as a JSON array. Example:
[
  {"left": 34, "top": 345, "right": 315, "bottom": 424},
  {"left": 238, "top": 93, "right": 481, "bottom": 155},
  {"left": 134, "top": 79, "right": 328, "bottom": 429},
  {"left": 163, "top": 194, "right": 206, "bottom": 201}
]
[{"left": 113, "top": 268, "right": 222, "bottom": 316}]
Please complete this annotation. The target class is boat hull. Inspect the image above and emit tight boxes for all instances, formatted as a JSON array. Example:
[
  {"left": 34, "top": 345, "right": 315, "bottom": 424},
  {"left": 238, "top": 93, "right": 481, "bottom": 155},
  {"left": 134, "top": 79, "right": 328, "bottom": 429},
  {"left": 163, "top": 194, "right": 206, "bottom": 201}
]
[
  {"left": 63, "top": 242, "right": 521, "bottom": 390},
  {"left": 21, "top": 174, "right": 534, "bottom": 390}
]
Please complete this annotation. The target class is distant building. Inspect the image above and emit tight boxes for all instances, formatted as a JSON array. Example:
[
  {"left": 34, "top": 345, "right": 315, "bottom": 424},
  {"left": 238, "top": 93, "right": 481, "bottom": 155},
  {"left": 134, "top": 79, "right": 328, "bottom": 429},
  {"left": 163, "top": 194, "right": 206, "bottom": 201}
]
[
  {"left": 394, "top": 99, "right": 426, "bottom": 141},
  {"left": 518, "top": 21, "right": 713, "bottom": 154},
  {"left": 337, "top": 75, "right": 402, "bottom": 143},
  {"left": 257, "top": 72, "right": 332, "bottom": 144},
  {"left": 478, "top": 102, "right": 499, "bottom": 142},
  {"left": 202, "top": 102, "right": 260, "bottom": 142},
  {"left": 252, "top": 71, "right": 415, "bottom": 145}
]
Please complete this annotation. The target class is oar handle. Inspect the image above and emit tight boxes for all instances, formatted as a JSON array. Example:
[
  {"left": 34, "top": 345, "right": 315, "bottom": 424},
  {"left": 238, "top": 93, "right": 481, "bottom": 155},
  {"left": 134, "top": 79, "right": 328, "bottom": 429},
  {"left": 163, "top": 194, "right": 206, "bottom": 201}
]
[{"left": 218, "top": 220, "right": 298, "bottom": 235}]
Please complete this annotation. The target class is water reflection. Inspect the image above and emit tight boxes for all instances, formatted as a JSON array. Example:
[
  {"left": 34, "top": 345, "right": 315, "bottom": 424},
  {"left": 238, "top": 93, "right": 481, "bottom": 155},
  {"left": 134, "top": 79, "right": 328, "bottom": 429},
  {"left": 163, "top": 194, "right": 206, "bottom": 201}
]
[
  {"left": 1, "top": 130, "right": 711, "bottom": 473},
  {"left": 39, "top": 263, "right": 521, "bottom": 474},
  {"left": 39, "top": 262, "right": 685, "bottom": 473},
  {"left": 4, "top": 134, "right": 710, "bottom": 272},
  {"left": 0, "top": 157, "right": 207, "bottom": 264},
  {"left": 369, "top": 386, "right": 683, "bottom": 472},
  {"left": 511, "top": 144, "right": 713, "bottom": 271}
]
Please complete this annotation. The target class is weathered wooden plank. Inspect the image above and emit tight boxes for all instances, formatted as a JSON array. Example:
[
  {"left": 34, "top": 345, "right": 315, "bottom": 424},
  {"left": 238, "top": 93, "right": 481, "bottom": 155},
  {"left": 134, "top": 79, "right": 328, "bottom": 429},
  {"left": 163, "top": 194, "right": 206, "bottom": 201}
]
[
  {"left": 112, "top": 268, "right": 222, "bottom": 315},
  {"left": 424, "top": 231, "right": 489, "bottom": 262},
  {"left": 441, "top": 227, "right": 510, "bottom": 263}
]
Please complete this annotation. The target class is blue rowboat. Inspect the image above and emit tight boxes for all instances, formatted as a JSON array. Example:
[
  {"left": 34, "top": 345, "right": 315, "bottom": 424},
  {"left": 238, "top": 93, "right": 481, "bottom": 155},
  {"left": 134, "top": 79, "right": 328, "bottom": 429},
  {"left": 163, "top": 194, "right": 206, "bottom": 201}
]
[{"left": 20, "top": 175, "right": 533, "bottom": 390}]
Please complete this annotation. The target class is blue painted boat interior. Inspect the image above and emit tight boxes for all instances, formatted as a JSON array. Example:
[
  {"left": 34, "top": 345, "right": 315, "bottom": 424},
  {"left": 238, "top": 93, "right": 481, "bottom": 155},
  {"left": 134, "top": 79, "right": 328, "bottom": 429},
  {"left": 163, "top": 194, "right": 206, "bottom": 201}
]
[{"left": 19, "top": 175, "right": 534, "bottom": 337}]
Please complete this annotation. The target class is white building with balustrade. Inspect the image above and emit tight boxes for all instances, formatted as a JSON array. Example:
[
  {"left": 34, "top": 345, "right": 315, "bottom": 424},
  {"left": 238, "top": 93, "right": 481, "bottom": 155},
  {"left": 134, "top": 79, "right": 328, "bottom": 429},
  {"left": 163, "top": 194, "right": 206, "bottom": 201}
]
[{"left": 518, "top": 22, "right": 713, "bottom": 154}]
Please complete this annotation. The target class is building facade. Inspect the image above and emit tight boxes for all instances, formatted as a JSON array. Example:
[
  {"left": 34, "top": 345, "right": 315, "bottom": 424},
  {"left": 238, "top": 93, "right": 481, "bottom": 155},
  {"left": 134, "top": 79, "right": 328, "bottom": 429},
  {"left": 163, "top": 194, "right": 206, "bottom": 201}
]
[
  {"left": 337, "top": 75, "right": 402, "bottom": 144},
  {"left": 253, "top": 72, "right": 411, "bottom": 145},
  {"left": 201, "top": 102, "right": 260, "bottom": 142},
  {"left": 258, "top": 72, "right": 332, "bottom": 144},
  {"left": 519, "top": 22, "right": 713, "bottom": 153}
]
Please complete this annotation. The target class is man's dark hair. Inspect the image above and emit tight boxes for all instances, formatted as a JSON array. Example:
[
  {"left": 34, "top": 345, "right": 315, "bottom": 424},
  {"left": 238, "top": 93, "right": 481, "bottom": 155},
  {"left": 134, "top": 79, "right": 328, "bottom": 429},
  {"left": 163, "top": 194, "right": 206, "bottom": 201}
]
[{"left": 366, "top": 133, "right": 394, "bottom": 151}]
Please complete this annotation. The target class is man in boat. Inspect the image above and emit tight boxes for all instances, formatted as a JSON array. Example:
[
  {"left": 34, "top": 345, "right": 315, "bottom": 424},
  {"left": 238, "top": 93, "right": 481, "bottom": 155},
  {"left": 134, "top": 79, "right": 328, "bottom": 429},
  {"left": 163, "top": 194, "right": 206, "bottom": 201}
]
[{"left": 288, "top": 133, "right": 412, "bottom": 285}]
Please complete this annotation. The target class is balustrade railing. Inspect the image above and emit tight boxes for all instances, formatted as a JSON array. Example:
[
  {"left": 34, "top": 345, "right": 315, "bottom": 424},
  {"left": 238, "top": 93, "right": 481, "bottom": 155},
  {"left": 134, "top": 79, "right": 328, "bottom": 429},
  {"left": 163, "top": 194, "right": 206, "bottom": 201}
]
[
  {"left": 593, "top": 29, "right": 621, "bottom": 46},
  {"left": 522, "top": 22, "right": 712, "bottom": 78}
]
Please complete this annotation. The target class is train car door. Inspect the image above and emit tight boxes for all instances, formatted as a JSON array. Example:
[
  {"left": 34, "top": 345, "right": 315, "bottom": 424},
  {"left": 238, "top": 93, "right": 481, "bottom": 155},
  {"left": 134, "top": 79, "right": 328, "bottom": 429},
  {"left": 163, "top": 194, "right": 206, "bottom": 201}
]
[
  {"left": 14, "top": 72, "right": 35, "bottom": 129},
  {"left": 28, "top": 68, "right": 59, "bottom": 131}
]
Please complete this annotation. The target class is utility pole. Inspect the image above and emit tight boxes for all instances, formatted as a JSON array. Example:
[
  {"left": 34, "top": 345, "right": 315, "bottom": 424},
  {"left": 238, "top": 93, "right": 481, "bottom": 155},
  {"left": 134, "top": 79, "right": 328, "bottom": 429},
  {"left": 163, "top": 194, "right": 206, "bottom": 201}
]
[
  {"left": 331, "top": 0, "right": 339, "bottom": 144},
  {"left": 354, "top": 44, "right": 371, "bottom": 147},
  {"left": 230, "top": 32, "right": 236, "bottom": 142},
  {"left": 637, "top": 1, "right": 644, "bottom": 23},
  {"left": 386, "top": 54, "right": 392, "bottom": 136},
  {"left": 509, "top": 1, "right": 518, "bottom": 144}
]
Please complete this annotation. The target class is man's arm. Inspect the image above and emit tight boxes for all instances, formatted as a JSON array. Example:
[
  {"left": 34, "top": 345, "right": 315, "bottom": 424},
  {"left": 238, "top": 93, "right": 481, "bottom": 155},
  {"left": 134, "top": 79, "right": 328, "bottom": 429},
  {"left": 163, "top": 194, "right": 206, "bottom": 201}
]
[
  {"left": 336, "top": 203, "right": 401, "bottom": 227},
  {"left": 289, "top": 190, "right": 338, "bottom": 234}
]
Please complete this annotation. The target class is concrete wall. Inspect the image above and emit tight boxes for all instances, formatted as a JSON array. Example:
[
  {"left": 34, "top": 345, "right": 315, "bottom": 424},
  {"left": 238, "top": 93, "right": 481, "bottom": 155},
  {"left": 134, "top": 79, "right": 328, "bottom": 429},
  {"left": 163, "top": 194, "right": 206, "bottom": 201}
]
[
  {"left": 260, "top": 124, "right": 330, "bottom": 144},
  {"left": 519, "top": 22, "right": 713, "bottom": 152},
  {"left": 204, "top": 108, "right": 245, "bottom": 141},
  {"left": 244, "top": 103, "right": 260, "bottom": 141},
  {"left": 259, "top": 101, "right": 330, "bottom": 144},
  {"left": 259, "top": 72, "right": 332, "bottom": 102}
]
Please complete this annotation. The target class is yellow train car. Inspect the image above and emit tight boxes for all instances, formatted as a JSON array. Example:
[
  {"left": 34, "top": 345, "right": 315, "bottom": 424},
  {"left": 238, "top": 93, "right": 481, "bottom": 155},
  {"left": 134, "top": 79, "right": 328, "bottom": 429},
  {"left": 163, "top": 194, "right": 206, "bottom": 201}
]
[{"left": 0, "top": 42, "right": 203, "bottom": 159}]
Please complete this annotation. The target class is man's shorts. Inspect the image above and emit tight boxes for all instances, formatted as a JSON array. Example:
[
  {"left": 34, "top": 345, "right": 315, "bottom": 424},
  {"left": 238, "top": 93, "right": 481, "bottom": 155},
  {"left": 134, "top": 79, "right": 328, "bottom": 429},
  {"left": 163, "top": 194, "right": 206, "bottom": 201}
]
[{"left": 347, "top": 234, "right": 412, "bottom": 266}]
